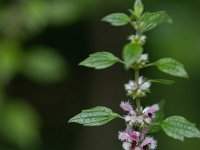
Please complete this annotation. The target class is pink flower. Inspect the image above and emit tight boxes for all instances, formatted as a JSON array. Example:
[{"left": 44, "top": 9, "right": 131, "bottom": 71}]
[
  {"left": 118, "top": 131, "right": 132, "bottom": 143},
  {"left": 118, "top": 126, "right": 141, "bottom": 150},
  {"left": 120, "top": 101, "right": 136, "bottom": 115},
  {"left": 143, "top": 104, "right": 159, "bottom": 123},
  {"left": 118, "top": 129, "right": 140, "bottom": 143},
  {"left": 122, "top": 142, "right": 131, "bottom": 150},
  {"left": 141, "top": 128, "right": 148, "bottom": 140},
  {"left": 130, "top": 131, "right": 140, "bottom": 142},
  {"left": 135, "top": 147, "right": 142, "bottom": 150},
  {"left": 124, "top": 77, "right": 151, "bottom": 98},
  {"left": 141, "top": 137, "right": 157, "bottom": 150}
]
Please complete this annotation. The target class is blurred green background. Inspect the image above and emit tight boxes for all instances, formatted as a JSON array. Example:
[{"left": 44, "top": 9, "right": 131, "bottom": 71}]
[{"left": 0, "top": 0, "right": 199, "bottom": 150}]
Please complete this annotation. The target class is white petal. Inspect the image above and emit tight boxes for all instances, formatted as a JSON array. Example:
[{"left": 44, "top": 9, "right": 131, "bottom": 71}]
[
  {"left": 138, "top": 76, "right": 144, "bottom": 85},
  {"left": 140, "top": 81, "right": 151, "bottom": 90},
  {"left": 140, "top": 54, "right": 148, "bottom": 61},
  {"left": 122, "top": 142, "right": 131, "bottom": 150}
]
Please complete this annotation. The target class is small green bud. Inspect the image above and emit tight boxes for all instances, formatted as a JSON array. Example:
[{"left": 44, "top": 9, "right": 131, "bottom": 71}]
[{"left": 134, "top": 0, "right": 144, "bottom": 18}]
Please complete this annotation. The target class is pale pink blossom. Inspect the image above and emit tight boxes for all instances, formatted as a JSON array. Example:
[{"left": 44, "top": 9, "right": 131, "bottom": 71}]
[
  {"left": 141, "top": 128, "right": 148, "bottom": 140},
  {"left": 122, "top": 142, "right": 131, "bottom": 150},
  {"left": 125, "top": 115, "right": 144, "bottom": 123},
  {"left": 141, "top": 137, "right": 157, "bottom": 150},
  {"left": 120, "top": 101, "right": 136, "bottom": 115},
  {"left": 143, "top": 104, "right": 159, "bottom": 123},
  {"left": 118, "top": 131, "right": 132, "bottom": 142},
  {"left": 124, "top": 77, "right": 151, "bottom": 98},
  {"left": 124, "top": 80, "right": 137, "bottom": 94},
  {"left": 135, "top": 147, "right": 142, "bottom": 150}
]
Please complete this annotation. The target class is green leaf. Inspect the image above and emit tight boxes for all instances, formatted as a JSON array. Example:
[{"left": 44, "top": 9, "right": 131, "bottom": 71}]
[
  {"left": 134, "top": 0, "right": 144, "bottom": 18},
  {"left": 0, "top": 101, "right": 40, "bottom": 149},
  {"left": 68, "top": 106, "right": 121, "bottom": 126},
  {"left": 79, "top": 52, "right": 120, "bottom": 69},
  {"left": 122, "top": 43, "right": 143, "bottom": 68},
  {"left": 149, "top": 79, "right": 175, "bottom": 85},
  {"left": 102, "top": 13, "right": 131, "bottom": 26},
  {"left": 161, "top": 116, "right": 200, "bottom": 141},
  {"left": 24, "top": 47, "right": 67, "bottom": 84},
  {"left": 155, "top": 58, "right": 189, "bottom": 78},
  {"left": 141, "top": 11, "right": 172, "bottom": 32},
  {"left": 148, "top": 100, "right": 165, "bottom": 133}
]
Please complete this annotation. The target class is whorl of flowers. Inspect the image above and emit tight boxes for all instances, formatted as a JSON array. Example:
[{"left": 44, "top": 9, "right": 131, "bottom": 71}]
[{"left": 119, "top": 101, "right": 158, "bottom": 150}]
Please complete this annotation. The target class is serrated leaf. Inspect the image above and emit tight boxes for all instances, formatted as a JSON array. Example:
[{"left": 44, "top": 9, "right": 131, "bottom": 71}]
[
  {"left": 79, "top": 52, "right": 120, "bottom": 69},
  {"left": 122, "top": 43, "right": 143, "bottom": 69},
  {"left": 161, "top": 116, "right": 200, "bottom": 141},
  {"left": 148, "top": 100, "right": 165, "bottom": 133},
  {"left": 155, "top": 58, "right": 189, "bottom": 78},
  {"left": 141, "top": 11, "right": 172, "bottom": 32},
  {"left": 68, "top": 106, "right": 120, "bottom": 126},
  {"left": 149, "top": 79, "right": 175, "bottom": 85},
  {"left": 102, "top": 13, "right": 131, "bottom": 26}
]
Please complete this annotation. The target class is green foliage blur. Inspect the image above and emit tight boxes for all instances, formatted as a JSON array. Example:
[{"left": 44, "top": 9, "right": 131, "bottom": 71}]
[{"left": 0, "top": 0, "right": 200, "bottom": 150}]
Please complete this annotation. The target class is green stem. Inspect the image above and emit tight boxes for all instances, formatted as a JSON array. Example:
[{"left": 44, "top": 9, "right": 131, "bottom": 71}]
[{"left": 135, "top": 68, "right": 141, "bottom": 115}]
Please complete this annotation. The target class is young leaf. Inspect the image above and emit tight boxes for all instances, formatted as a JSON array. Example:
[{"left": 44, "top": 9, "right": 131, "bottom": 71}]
[
  {"left": 68, "top": 106, "right": 121, "bottom": 126},
  {"left": 141, "top": 11, "right": 172, "bottom": 32},
  {"left": 122, "top": 43, "right": 143, "bottom": 69},
  {"left": 161, "top": 116, "right": 200, "bottom": 141},
  {"left": 154, "top": 58, "right": 189, "bottom": 78},
  {"left": 102, "top": 13, "right": 131, "bottom": 26},
  {"left": 134, "top": 0, "right": 144, "bottom": 18},
  {"left": 79, "top": 52, "right": 120, "bottom": 69},
  {"left": 148, "top": 100, "right": 165, "bottom": 133},
  {"left": 149, "top": 79, "right": 175, "bottom": 85}
]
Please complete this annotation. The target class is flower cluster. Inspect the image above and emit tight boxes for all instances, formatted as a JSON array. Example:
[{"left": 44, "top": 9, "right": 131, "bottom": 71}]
[
  {"left": 119, "top": 101, "right": 159, "bottom": 150},
  {"left": 124, "top": 76, "right": 151, "bottom": 98},
  {"left": 128, "top": 34, "right": 146, "bottom": 45}
]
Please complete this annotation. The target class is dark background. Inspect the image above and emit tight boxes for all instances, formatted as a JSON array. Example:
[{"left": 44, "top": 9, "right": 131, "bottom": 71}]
[{"left": 0, "top": 0, "right": 199, "bottom": 150}]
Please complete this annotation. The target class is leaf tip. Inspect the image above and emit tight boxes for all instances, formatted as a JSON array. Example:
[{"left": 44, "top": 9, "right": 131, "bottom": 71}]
[
  {"left": 184, "top": 73, "right": 190, "bottom": 78},
  {"left": 68, "top": 119, "right": 72, "bottom": 123}
]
